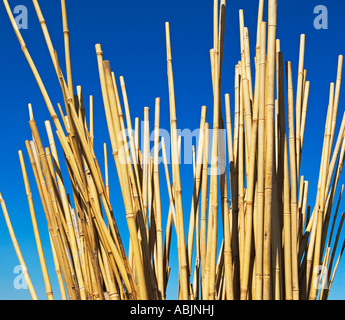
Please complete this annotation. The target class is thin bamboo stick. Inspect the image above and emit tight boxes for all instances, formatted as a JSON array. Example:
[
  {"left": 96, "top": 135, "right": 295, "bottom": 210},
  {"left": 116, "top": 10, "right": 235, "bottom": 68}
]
[
  {"left": 326, "top": 212, "right": 345, "bottom": 294},
  {"left": 153, "top": 97, "right": 164, "bottom": 299},
  {"left": 104, "top": 143, "right": 109, "bottom": 197},
  {"left": 0, "top": 193, "right": 38, "bottom": 300},
  {"left": 254, "top": 21, "right": 267, "bottom": 300},
  {"left": 3, "top": 0, "right": 66, "bottom": 139},
  {"left": 327, "top": 185, "right": 344, "bottom": 252},
  {"left": 263, "top": 0, "right": 277, "bottom": 300},
  {"left": 296, "top": 34, "right": 306, "bottom": 179},
  {"left": 61, "top": 0, "right": 74, "bottom": 101},
  {"left": 324, "top": 239, "right": 345, "bottom": 299},
  {"left": 240, "top": 21, "right": 264, "bottom": 300},
  {"left": 18, "top": 150, "right": 54, "bottom": 300},
  {"left": 300, "top": 81, "right": 310, "bottom": 159},
  {"left": 165, "top": 22, "right": 190, "bottom": 300},
  {"left": 200, "top": 123, "right": 210, "bottom": 299},
  {"left": 286, "top": 61, "right": 300, "bottom": 300},
  {"left": 309, "top": 83, "right": 335, "bottom": 300},
  {"left": 89, "top": 95, "right": 94, "bottom": 146},
  {"left": 186, "top": 106, "right": 207, "bottom": 275}
]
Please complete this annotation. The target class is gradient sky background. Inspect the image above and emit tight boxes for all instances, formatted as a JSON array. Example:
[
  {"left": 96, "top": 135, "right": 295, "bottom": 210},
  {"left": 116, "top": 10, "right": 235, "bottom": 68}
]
[{"left": 0, "top": 0, "right": 344, "bottom": 300}]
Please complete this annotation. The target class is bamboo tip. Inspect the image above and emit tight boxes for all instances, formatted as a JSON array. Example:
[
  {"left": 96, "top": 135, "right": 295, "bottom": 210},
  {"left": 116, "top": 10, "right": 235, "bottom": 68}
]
[
  {"left": 95, "top": 44, "right": 103, "bottom": 55},
  {"left": 28, "top": 103, "right": 33, "bottom": 121}
]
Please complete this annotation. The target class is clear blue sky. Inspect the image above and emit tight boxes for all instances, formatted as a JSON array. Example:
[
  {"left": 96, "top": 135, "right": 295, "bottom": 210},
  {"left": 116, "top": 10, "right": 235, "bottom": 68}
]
[{"left": 0, "top": 0, "right": 344, "bottom": 300}]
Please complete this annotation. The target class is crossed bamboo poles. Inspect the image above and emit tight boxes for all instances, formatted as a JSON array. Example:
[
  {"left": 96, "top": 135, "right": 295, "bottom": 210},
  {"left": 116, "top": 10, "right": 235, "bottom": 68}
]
[{"left": 1, "top": 0, "right": 345, "bottom": 300}]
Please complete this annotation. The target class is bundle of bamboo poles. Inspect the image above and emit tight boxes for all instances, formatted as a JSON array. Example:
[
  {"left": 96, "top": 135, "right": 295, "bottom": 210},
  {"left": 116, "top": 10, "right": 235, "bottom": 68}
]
[{"left": 1, "top": 0, "right": 345, "bottom": 300}]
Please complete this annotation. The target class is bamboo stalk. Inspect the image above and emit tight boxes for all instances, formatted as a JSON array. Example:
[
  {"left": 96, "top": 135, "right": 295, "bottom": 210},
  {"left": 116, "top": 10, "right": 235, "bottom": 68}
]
[
  {"left": 254, "top": 21, "right": 267, "bottom": 301},
  {"left": 104, "top": 143, "right": 109, "bottom": 197},
  {"left": 309, "top": 83, "right": 335, "bottom": 300},
  {"left": 61, "top": 0, "right": 74, "bottom": 101},
  {"left": 263, "top": 0, "right": 277, "bottom": 300},
  {"left": 90, "top": 96, "right": 94, "bottom": 146},
  {"left": 153, "top": 97, "right": 164, "bottom": 299},
  {"left": 3, "top": 0, "right": 66, "bottom": 138},
  {"left": 18, "top": 150, "right": 54, "bottom": 300},
  {"left": 240, "top": 21, "right": 264, "bottom": 300},
  {"left": 296, "top": 34, "right": 306, "bottom": 179},
  {"left": 200, "top": 123, "right": 210, "bottom": 298},
  {"left": 324, "top": 239, "right": 345, "bottom": 299},
  {"left": 286, "top": 61, "right": 300, "bottom": 300},
  {"left": 186, "top": 106, "right": 207, "bottom": 275},
  {"left": 326, "top": 212, "right": 345, "bottom": 295},
  {"left": 165, "top": 22, "right": 190, "bottom": 299},
  {"left": 0, "top": 193, "right": 38, "bottom": 300}
]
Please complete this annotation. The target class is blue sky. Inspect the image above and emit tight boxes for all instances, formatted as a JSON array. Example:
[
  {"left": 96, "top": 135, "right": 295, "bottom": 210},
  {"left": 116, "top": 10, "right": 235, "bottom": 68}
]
[{"left": 0, "top": 0, "right": 344, "bottom": 300}]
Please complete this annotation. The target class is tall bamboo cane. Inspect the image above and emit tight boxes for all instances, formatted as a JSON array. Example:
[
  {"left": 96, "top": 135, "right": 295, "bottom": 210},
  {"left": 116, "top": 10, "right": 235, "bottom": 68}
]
[
  {"left": 0, "top": 193, "right": 38, "bottom": 300},
  {"left": 18, "top": 150, "right": 54, "bottom": 300},
  {"left": 263, "top": 0, "right": 277, "bottom": 300},
  {"left": 165, "top": 22, "right": 190, "bottom": 300}
]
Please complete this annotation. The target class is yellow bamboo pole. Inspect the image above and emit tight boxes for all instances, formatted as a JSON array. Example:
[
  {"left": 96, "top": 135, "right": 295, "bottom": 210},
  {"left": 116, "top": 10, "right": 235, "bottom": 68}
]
[
  {"left": 295, "top": 34, "right": 306, "bottom": 179},
  {"left": 104, "top": 143, "right": 109, "bottom": 197},
  {"left": 0, "top": 193, "right": 38, "bottom": 300},
  {"left": 3, "top": 0, "right": 66, "bottom": 139},
  {"left": 187, "top": 106, "right": 207, "bottom": 274},
  {"left": 90, "top": 95, "right": 94, "bottom": 146},
  {"left": 309, "top": 83, "right": 334, "bottom": 300},
  {"left": 18, "top": 150, "right": 54, "bottom": 300},
  {"left": 255, "top": 21, "right": 267, "bottom": 300},
  {"left": 153, "top": 97, "right": 164, "bottom": 299},
  {"left": 324, "top": 239, "right": 345, "bottom": 299},
  {"left": 200, "top": 123, "right": 210, "bottom": 299},
  {"left": 165, "top": 21, "right": 190, "bottom": 300},
  {"left": 61, "top": 0, "right": 75, "bottom": 101},
  {"left": 286, "top": 61, "right": 300, "bottom": 300},
  {"left": 263, "top": 0, "right": 277, "bottom": 300},
  {"left": 240, "top": 21, "right": 263, "bottom": 300}
]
